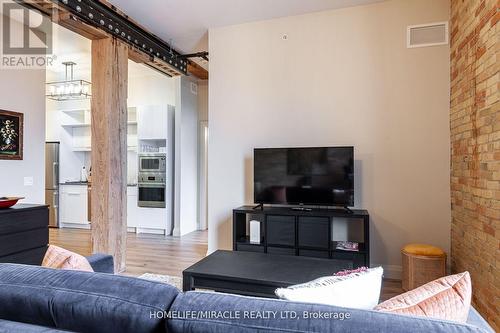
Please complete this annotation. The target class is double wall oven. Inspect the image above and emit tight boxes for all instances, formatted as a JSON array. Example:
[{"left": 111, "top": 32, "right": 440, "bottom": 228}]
[{"left": 138, "top": 153, "right": 166, "bottom": 208}]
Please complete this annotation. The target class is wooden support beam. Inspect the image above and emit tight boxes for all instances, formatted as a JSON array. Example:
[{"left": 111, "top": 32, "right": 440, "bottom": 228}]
[
  {"left": 19, "top": 0, "right": 209, "bottom": 79},
  {"left": 128, "top": 45, "right": 151, "bottom": 64},
  {"left": 188, "top": 61, "right": 209, "bottom": 80},
  {"left": 58, "top": 12, "right": 107, "bottom": 40},
  {"left": 91, "top": 37, "right": 128, "bottom": 273},
  {"left": 20, "top": 0, "right": 107, "bottom": 40}
]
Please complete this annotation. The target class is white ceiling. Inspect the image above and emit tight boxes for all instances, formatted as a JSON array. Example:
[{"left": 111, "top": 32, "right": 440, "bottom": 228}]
[{"left": 107, "top": 0, "right": 385, "bottom": 54}]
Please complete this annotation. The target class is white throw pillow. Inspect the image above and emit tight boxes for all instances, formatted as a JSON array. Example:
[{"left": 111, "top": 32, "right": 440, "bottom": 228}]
[{"left": 275, "top": 267, "right": 383, "bottom": 309}]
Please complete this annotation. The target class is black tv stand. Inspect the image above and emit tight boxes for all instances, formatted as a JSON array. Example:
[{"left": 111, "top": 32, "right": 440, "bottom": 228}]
[
  {"left": 289, "top": 205, "right": 353, "bottom": 214},
  {"left": 344, "top": 206, "right": 354, "bottom": 214},
  {"left": 291, "top": 206, "right": 313, "bottom": 212},
  {"left": 233, "top": 205, "right": 370, "bottom": 267},
  {"left": 252, "top": 203, "right": 264, "bottom": 210}
]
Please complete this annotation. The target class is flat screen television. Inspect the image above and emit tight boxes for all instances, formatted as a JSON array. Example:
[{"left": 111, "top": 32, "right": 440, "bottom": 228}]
[{"left": 254, "top": 147, "right": 354, "bottom": 207}]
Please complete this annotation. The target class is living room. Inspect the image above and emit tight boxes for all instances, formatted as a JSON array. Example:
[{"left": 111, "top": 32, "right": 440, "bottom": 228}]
[{"left": 0, "top": 0, "right": 498, "bottom": 332}]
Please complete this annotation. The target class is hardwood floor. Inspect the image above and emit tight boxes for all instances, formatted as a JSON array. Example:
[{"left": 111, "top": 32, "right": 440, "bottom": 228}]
[
  {"left": 49, "top": 228, "right": 207, "bottom": 277},
  {"left": 381, "top": 279, "right": 404, "bottom": 302},
  {"left": 49, "top": 228, "right": 402, "bottom": 301}
]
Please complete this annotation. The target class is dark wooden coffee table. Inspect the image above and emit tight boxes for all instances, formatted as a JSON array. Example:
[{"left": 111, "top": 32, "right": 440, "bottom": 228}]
[{"left": 182, "top": 250, "right": 352, "bottom": 298}]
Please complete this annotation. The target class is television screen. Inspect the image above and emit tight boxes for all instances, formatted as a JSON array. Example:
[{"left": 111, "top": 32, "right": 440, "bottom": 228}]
[{"left": 254, "top": 147, "right": 354, "bottom": 206}]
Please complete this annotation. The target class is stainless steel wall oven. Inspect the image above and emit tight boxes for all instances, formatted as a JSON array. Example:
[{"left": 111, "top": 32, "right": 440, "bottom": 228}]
[{"left": 138, "top": 155, "right": 166, "bottom": 208}]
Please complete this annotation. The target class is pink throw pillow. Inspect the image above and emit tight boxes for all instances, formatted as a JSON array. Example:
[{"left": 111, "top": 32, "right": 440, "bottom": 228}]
[
  {"left": 42, "top": 245, "right": 94, "bottom": 272},
  {"left": 374, "top": 271, "right": 471, "bottom": 323}
]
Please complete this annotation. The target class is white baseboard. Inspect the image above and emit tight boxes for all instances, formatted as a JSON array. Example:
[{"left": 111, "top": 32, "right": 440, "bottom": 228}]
[
  {"left": 60, "top": 223, "right": 91, "bottom": 230},
  {"left": 136, "top": 227, "right": 165, "bottom": 235},
  {"left": 127, "top": 227, "right": 166, "bottom": 235}
]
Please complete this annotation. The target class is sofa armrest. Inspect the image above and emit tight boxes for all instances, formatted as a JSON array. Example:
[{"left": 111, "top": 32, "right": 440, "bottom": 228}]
[
  {"left": 467, "top": 307, "right": 494, "bottom": 333},
  {"left": 86, "top": 254, "right": 114, "bottom": 273}
]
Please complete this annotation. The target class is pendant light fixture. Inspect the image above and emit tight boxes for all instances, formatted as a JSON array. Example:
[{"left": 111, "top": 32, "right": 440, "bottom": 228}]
[{"left": 46, "top": 62, "right": 91, "bottom": 101}]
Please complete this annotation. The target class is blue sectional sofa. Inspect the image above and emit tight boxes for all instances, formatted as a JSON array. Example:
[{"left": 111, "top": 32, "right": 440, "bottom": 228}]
[{"left": 0, "top": 258, "right": 493, "bottom": 333}]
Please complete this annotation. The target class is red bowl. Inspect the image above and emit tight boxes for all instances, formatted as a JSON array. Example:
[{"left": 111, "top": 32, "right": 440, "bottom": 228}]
[{"left": 0, "top": 197, "right": 24, "bottom": 209}]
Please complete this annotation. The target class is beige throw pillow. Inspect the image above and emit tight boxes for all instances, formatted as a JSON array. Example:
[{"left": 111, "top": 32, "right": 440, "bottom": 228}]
[
  {"left": 374, "top": 271, "right": 471, "bottom": 323},
  {"left": 42, "top": 245, "right": 94, "bottom": 272}
]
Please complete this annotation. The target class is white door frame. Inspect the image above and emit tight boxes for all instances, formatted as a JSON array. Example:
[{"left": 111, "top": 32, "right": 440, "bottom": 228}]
[{"left": 198, "top": 121, "right": 208, "bottom": 230}]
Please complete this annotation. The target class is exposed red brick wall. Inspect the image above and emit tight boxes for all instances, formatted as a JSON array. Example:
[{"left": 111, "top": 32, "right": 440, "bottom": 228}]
[{"left": 450, "top": 0, "right": 499, "bottom": 330}]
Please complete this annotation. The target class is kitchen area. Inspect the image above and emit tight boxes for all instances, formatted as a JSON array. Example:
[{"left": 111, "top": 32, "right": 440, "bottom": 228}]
[
  {"left": 45, "top": 25, "right": 201, "bottom": 237},
  {"left": 45, "top": 103, "right": 175, "bottom": 235}
]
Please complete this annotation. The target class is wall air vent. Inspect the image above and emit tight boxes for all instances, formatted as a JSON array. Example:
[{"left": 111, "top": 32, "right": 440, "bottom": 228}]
[{"left": 407, "top": 22, "right": 448, "bottom": 48}]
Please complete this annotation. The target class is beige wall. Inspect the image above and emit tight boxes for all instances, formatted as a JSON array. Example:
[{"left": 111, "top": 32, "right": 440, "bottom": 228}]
[
  {"left": 208, "top": 0, "right": 450, "bottom": 277},
  {"left": 173, "top": 76, "right": 200, "bottom": 236},
  {"left": 0, "top": 14, "right": 46, "bottom": 204}
]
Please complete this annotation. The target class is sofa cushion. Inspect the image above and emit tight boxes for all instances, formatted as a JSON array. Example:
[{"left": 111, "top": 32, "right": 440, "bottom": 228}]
[
  {"left": 374, "top": 271, "right": 471, "bottom": 323},
  {"left": 0, "top": 263, "right": 179, "bottom": 333},
  {"left": 0, "top": 319, "right": 72, "bottom": 333},
  {"left": 166, "top": 291, "right": 487, "bottom": 333}
]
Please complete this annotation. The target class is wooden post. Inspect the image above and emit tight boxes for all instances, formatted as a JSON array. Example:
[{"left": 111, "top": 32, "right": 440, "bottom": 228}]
[{"left": 90, "top": 37, "right": 128, "bottom": 272}]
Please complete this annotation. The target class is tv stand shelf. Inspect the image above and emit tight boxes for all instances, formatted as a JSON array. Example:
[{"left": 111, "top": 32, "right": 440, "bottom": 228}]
[{"left": 233, "top": 206, "right": 369, "bottom": 267}]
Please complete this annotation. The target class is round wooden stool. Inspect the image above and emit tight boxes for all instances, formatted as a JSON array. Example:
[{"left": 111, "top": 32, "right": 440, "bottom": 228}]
[{"left": 401, "top": 243, "right": 446, "bottom": 291}]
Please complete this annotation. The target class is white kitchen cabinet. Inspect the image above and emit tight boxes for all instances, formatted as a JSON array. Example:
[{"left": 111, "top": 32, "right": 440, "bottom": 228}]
[
  {"left": 137, "top": 105, "right": 167, "bottom": 140},
  {"left": 127, "top": 186, "right": 169, "bottom": 234},
  {"left": 60, "top": 185, "right": 89, "bottom": 227},
  {"left": 127, "top": 186, "right": 139, "bottom": 228}
]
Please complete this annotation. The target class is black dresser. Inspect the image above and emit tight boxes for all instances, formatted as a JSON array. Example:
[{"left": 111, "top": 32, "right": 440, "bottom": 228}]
[{"left": 0, "top": 204, "right": 49, "bottom": 265}]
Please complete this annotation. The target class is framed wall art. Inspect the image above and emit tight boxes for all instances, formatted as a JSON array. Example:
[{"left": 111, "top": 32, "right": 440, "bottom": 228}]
[{"left": 0, "top": 110, "right": 23, "bottom": 160}]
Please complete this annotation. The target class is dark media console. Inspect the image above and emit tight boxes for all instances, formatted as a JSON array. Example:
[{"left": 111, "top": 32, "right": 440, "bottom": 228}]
[
  {"left": 254, "top": 203, "right": 353, "bottom": 214},
  {"left": 233, "top": 205, "right": 370, "bottom": 268}
]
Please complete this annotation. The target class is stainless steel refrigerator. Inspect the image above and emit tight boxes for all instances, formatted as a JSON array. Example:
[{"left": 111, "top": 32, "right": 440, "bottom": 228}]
[{"left": 45, "top": 142, "right": 60, "bottom": 228}]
